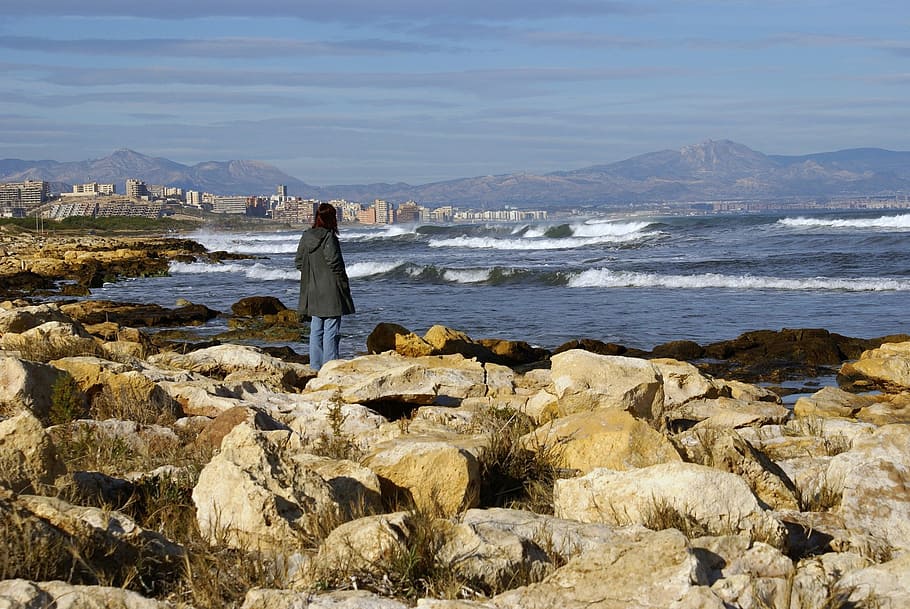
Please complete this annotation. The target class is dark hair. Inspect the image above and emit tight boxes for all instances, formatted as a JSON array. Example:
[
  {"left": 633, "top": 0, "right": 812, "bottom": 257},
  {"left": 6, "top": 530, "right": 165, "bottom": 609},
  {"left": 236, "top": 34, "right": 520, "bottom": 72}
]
[{"left": 313, "top": 203, "right": 339, "bottom": 234}]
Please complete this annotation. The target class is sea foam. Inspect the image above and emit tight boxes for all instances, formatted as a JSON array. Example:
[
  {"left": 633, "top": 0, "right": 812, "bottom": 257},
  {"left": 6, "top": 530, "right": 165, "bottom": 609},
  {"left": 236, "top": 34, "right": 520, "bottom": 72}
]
[
  {"left": 567, "top": 268, "right": 910, "bottom": 291},
  {"left": 779, "top": 214, "right": 910, "bottom": 230}
]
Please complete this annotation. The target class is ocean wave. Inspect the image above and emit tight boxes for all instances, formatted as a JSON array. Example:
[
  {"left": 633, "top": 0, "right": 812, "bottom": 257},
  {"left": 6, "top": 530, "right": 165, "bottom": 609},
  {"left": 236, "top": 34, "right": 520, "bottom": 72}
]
[
  {"left": 169, "top": 261, "right": 298, "bottom": 281},
  {"left": 346, "top": 260, "right": 407, "bottom": 278},
  {"left": 344, "top": 225, "right": 417, "bottom": 241},
  {"left": 779, "top": 214, "right": 910, "bottom": 230},
  {"left": 428, "top": 231, "right": 651, "bottom": 251},
  {"left": 567, "top": 268, "right": 910, "bottom": 291},
  {"left": 442, "top": 269, "right": 494, "bottom": 283}
]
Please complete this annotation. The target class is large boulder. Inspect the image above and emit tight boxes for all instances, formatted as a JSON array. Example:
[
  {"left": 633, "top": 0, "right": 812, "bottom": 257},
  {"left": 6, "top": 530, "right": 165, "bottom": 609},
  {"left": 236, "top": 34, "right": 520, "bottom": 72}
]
[
  {"left": 307, "top": 352, "right": 514, "bottom": 408},
  {"left": 0, "top": 303, "right": 75, "bottom": 334},
  {"left": 793, "top": 386, "right": 875, "bottom": 419},
  {"left": 827, "top": 424, "right": 910, "bottom": 550},
  {"left": 0, "top": 579, "right": 174, "bottom": 609},
  {"left": 666, "top": 397, "right": 789, "bottom": 430},
  {"left": 521, "top": 409, "right": 681, "bottom": 475},
  {"left": 833, "top": 553, "right": 910, "bottom": 608},
  {"left": 839, "top": 340, "right": 910, "bottom": 391},
  {"left": 59, "top": 299, "right": 219, "bottom": 328},
  {"left": 192, "top": 423, "right": 340, "bottom": 551},
  {"left": 366, "top": 322, "right": 413, "bottom": 354},
  {"left": 0, "top": 321, "right": 101, "bottom": 361},
  {"left": 548, "top": 350, "right": 665, "bottom": 423},
  {"left": 674, "top": 427, "right": 800, "bottom": 511},
  {"left": 363, "top": 437, "right": 481, "bottom": 516},
  {"left": 490, "top": 528, "right": 713, "bottom": 609},
  {"left": 0, "top": 411, "right": 65, "bottom": 493},
  {"left": 0, "top": 356, "right": 73, "bottom": 422},
  {"left": 554, "top": 462, "right": 787, "bottom": 549}
]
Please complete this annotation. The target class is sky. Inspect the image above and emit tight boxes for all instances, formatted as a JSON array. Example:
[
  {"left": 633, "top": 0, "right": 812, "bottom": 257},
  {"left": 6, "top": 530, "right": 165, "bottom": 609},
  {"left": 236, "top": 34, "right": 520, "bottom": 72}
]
[{"left": 1, "top": 1, "right": 909, "bottom": 185}]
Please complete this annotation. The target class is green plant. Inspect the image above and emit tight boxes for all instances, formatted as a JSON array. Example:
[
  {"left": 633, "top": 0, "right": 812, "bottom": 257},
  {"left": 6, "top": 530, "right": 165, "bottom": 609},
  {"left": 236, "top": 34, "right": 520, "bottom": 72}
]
[{"left": 49, "top": 374, "right": 87, "bottom": 425}]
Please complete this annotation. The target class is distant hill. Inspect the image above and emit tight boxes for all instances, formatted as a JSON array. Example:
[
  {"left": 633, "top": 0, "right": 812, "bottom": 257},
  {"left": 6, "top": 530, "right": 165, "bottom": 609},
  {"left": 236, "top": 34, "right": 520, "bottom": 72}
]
[{"left": 2, "top": 140, "right": 910, "bottom": 207}]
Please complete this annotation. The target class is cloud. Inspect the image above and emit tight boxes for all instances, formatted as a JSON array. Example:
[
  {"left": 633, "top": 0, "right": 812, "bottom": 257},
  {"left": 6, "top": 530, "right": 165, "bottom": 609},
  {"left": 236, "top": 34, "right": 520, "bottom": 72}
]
[
  {"left": 2, "top": 0, "right": 644, "bottom": 22},
  {"left": 0, "top": 35, "right": 453, "bottom": 58},
  {"left": 6, "top": 62, "right": 680, "bottom": 98}
]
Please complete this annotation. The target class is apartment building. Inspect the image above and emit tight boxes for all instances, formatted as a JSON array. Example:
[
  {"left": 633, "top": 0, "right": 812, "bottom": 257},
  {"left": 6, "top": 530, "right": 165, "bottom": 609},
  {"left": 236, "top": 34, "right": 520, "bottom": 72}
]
[{"left": 0, "top": 180, "right": 48, "bottom": 216}]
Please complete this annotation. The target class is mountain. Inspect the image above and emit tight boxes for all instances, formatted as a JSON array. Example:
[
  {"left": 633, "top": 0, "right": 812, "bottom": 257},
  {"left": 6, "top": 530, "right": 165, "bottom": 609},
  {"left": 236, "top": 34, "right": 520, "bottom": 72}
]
[
  {"left": 2, "top": 140, "right": 910, "bottom": 207},
  {"left": 0, "top": 149, "right": 314, "bottom": 196}
]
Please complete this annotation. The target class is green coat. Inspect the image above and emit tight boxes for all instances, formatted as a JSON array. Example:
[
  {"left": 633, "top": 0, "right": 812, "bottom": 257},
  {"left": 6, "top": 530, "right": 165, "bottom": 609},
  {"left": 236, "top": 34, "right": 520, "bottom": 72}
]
[{"left": 295, "top": 227, "right": 355, "bottom": 318}]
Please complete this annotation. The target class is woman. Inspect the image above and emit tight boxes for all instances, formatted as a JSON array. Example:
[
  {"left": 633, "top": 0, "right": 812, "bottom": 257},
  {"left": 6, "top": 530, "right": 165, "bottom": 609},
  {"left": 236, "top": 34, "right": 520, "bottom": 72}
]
[{"left": 295, "top": 203, "right": 355, "bottom": 370}]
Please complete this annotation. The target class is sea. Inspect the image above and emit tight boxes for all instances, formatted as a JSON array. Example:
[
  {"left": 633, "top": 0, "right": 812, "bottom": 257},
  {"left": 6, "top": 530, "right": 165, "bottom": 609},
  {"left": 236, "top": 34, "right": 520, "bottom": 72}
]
[{"left": 88, "top": 210, "right": 910, "bottom": 360}]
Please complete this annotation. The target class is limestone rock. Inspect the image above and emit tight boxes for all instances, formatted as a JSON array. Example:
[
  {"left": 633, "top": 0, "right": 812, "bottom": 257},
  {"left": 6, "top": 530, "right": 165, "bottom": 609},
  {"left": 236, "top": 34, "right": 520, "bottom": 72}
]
[
  {"left": 307, "top": 352, "right": 513, "bottom": 407},
  {"left": 231, "top": 295, "right": 289, "bottom": 317},
  {"left": 838, "top": 340, "right": 910, "bottom": 391},
  {"left": 310, "top": 512, "right": 414, "bottom": 578},
  {"left": 437, "top": 519, "right": 551, "bottom": 591},
  {"left": 674, "top": 427, "right": 800, "bottom": 510},
  {"left": 790, "top": 552, "right": 872, "bottom": 609},
  {"left": 521, "top": 409, "right": 681, "bottom": 475},
  {"left": 650, "top": 358, "right": 719, "bottom": 408},
  {"left": 793, "top": 386, "right": 875, "bottom": 419},
  {"left": 192, "top": 423, "right": 340, "bottom": 550},
  {"left": 195, "top": 405, "right": 290, "bottom": 451},
  {"left": 554, "top": 462, "right": 787, "bottom": 549},
  {"left": 0, "top": 579, "right": 173, "bottom": 609},
  {"left": 834, "top": 553, "right": 910, "bottom": 608},
  {"left": 242, "top": 589, "right": 410, "bottom": 609},
  {"left": 0, "top": 321, "right": 101, "bottom": 360},
  {"left": 490, "top": 528, "right": 710, "bottom": 609},
  {"left": 827, "top": 423, "right": 910, "bottom": 550},
  {"left": 363, "top": 437, "right": 480, "bottom": 516},
  {"left": 0, "top": 356, "right": 72, "bottom": 421},
  {"left": 0, "top": 303, "right": 75, "bottom": 334},
  {"left": 666, "top": 397, "right": 789, "bottom": 430},
  {"left": 549, "top": 350, "right": 665, "bottom": 422},
  {"left": 366, "top": 322, "right": 412, "bottom": 354},
  {"left": 150, "top": 343, "right": 312, "bottom": 391},
  {"left": 0, "top": 411, "right": 65, "bottom": 493},
  {"left": 709, "top": 542, "right": 794, "bottom": 609}
]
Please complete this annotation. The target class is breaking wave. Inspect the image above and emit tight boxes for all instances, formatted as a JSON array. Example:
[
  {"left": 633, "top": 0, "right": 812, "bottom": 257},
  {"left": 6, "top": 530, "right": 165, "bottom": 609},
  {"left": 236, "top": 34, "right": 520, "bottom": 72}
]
[
  {"left": 779, "top": 214, "right": 910, "bottom": 230},
  {"left": 169, "top": 261, "right": 298, "bottom": 281},
  {"left": 568, "top": 268, "right": 910, "bottom": 291}
]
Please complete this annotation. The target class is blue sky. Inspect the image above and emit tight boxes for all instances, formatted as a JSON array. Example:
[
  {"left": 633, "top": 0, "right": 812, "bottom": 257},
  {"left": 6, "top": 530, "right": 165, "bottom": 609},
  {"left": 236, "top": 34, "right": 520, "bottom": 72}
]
[{"left": 1, "top": 1, "right": 908, "bottom": 185}]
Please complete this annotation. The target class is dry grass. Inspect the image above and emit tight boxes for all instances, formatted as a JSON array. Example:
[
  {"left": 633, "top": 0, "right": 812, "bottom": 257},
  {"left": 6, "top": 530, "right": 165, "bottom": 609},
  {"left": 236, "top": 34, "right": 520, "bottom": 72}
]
[{"left": 473, "top": 405, "right": 565, "bottom": 514}]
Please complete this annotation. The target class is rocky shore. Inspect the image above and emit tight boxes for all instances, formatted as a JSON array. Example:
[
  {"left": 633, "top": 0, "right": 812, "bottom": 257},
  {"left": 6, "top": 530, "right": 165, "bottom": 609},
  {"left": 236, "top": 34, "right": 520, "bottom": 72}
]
[{"left": 1, "top": 233, "right": 909, "bottom": 608}]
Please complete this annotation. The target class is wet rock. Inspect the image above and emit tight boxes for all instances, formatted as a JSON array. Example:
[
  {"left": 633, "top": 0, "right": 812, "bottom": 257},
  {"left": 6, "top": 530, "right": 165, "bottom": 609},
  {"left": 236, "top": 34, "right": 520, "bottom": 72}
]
[{"left": 60, "top": 299, "right": 220, "bottom": 327}]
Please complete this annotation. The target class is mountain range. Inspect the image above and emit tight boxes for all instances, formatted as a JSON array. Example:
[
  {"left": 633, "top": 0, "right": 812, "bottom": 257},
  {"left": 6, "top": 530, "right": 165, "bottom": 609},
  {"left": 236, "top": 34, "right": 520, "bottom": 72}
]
[{"left": 3, "top": 140, "right": 910, "bottom": 208}]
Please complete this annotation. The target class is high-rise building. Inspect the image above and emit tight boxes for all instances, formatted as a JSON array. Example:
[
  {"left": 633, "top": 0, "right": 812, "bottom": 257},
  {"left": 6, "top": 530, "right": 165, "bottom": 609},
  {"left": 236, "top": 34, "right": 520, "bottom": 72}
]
[
  {"left": 125, "top": 179, "right": 149, "bottom": 199},
  {"left": 277, "top": 184, "right": 288, "bottom": 198},
  {"left": 0, "top": 180, "right": 47, "bottom": 216}
]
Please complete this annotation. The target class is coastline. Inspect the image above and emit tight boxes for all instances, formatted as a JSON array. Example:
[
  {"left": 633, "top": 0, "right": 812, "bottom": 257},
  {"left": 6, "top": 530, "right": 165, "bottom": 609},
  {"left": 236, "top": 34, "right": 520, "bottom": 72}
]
[{"left": 2, "top": 228, "right": 910, "bottom": 606}]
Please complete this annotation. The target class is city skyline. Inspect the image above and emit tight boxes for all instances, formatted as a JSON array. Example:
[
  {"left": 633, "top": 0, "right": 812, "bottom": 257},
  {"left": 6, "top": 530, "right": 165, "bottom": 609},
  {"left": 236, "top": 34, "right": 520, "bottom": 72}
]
[{"left": 2, "top": 1, "right": 909, "bottom": 185}]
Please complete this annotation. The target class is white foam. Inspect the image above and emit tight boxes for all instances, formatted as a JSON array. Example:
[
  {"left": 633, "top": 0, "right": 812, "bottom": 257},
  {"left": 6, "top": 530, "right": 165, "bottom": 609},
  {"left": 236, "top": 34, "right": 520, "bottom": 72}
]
[
  {"left": 169, "top": 261, "right": 297, "bottom": 281},
  {"left": 779, "top": 214, "right": 910, "bottom": 230},
  {"left": 570, "top": 219, "right": 654, "bottom": 237},
  {"left": 346, "top": 260, "right": 406, "bottom": 278},
  {"left": 442, "top": 269, "right": 492, "bottom": 283},
  {"left": 568, "top": 268, "right": 910, "bottom": 291},
  {"left": 428, "top": 232, "right": 648, "bottom": 250}
]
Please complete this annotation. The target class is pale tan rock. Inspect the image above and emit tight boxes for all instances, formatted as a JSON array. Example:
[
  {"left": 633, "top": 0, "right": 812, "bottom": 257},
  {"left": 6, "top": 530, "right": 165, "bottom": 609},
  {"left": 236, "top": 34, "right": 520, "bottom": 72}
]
[
  {"left": 489, "top": 528, "right": 709, "bottom": 609},
  {"left": 294, "top": 453, "right": 382, "bottom": 515},
  {"left": 0, "top": 579, "right": 173, "bottom": 609},
  {"left": 310, "top": 512, "right": 414, "bottom": 577},
  {"left": 242, "top": 589, "right": 411, "bottom": 609},
  {"left": 437, "top": 519, "right": 551, "bottom": 591},
  {"left": 840, "top": 340, "right": 910, "bottom": 390},
  {"left": 674, "top": 427, "right": 799, "bottom": 510},
  {"left": 363, "top": 437, "right": 480, "bottom": 516},
  {"left": 793, "top": 386, "right": 874, "bottom": 419},
  {"left": 856, "top": 392, "right": 910, "bottom": 425},
  {"left": 0, "top": 356, "right": 72, "bottom": 421},
  {"left": 827, "top": 423, "right": 910, "bottom": 550},
  {"left": 738, "top": 419, "right": 875, "bottom": 461},
  {"left": 0, "top": 303, "right": 75, "bottom": 334},
  {"left": 156, "top": 378, "right": 245, "bottom": 417},
  {"left": 0, "top": 321, "right": 100, "bottom": 359},
  {"left": 554, "top": 462, "right": 787, "bottom": 548},
  {"left": 714, "top": 379, "right": 781, "bottom": 403},
  {"left": 710, "top": 542, "right": 794, "bottom": 609},
  {"left": 192, "top": 423, "right": 339, "bottom": 550},
  {"left": 395, "top": 332, "right": 436, "bottom": 357},
  {"left": 149, "top": 343, "right": 312, "bottom": 391},
  {"left": 51, "top": 355, "right": 182, "bottom": 422},
  {"left": 650, "top": 358, "right": 719, "bottom": 409},
  {"left": 522, "top": 409, "right": 681, "bottom": 475},
  {"left": 308, "top": 352, "right": 513, "bottom": 406},
  {"left": 790, "top": 552, "right": 872, "bottom": 609},
  {"left": 549, "top": 349, "right": 665, "bottom": 422},
  {"left": 459, "top": 507, "right": 652, "bottom": 562},
  {"left": 834, "top": 553, "right": 910, "bottom": 608},
  {"left": 0, "top": 411, "right": 65, "bottom": 493},
  {"left": 668, "top": 397, "right": 789, "bottom": 429}
]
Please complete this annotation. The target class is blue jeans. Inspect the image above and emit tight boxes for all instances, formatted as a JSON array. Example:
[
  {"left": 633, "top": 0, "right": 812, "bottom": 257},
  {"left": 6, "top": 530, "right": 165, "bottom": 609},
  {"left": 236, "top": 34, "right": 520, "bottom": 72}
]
[{"left": 309, "top": 316, "right": 341, "bottom": 371}]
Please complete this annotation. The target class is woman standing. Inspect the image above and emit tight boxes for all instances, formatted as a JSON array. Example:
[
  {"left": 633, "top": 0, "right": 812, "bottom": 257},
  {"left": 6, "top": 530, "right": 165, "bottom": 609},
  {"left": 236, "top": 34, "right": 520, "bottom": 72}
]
[{"left": 295, "top": 203, "right": 355, "bottom": 370}]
